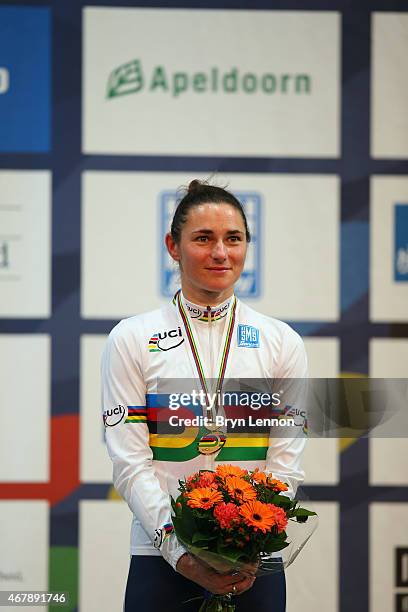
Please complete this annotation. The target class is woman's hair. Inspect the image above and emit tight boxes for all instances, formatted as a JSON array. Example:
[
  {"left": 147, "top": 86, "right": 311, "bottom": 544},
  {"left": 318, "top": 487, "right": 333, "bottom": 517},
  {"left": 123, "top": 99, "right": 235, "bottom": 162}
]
[{"left": 170, "top": 179, "right": 251, "bottom": 244}]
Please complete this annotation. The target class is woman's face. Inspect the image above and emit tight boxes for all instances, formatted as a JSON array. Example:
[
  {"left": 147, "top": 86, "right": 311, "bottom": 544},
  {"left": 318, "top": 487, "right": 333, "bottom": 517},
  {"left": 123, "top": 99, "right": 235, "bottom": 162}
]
[{"left": 166, "top": 202, "right": 248, "bottom": 304}]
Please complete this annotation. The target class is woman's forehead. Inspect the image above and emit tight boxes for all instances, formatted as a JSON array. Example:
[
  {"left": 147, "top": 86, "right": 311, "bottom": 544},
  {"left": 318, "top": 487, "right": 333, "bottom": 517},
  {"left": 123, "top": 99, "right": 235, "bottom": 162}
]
[{"left": 183, "top": 202, "right": 245, "bottom": 227}]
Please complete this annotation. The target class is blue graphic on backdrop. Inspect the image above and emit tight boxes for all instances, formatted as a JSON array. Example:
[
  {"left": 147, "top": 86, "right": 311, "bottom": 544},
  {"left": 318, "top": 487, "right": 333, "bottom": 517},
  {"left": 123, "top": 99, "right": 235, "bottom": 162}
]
[
  {"left": 0, "top": 7, "right": 50, "bottom": 152},
  {"left": 394, "top": 204, "right": 408, "bottom": 282},
  {"left": 160, "top": 190, "right": 261, "bottom": 298}
]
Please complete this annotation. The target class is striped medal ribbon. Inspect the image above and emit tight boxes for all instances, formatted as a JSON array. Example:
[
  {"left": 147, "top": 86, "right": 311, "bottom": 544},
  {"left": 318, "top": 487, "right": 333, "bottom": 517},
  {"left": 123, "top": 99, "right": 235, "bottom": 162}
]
[{"left": 176, "top": 290, "right": 237, "bottom": 455}]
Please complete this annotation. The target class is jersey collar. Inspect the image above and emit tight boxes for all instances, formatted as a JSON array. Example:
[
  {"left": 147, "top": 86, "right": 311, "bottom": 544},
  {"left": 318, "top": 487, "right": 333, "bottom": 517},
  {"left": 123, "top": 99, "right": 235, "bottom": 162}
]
[{"left": 173, "top": 290, "right": 233, "bottom": 323}]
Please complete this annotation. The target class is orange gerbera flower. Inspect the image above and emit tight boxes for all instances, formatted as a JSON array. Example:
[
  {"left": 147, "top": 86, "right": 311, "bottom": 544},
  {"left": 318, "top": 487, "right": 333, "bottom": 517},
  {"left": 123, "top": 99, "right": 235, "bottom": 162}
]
[
  {"left": 225, "top": 476, "right": 257, "bottom": 502},
  {"left": 216, "top": 464, "right": 248, "bottom": 479},
  {"left": 251, "top": 468, "right": 268, "bottom": 484},
  {"left": 239, "top": 500, "right": 277, "bottom": 533},
  {"left": 267, "top": 477, "right": 288, "bottom": 492},
  {"left": 186, "top": 487, "right": 223, "bottom": 510}
]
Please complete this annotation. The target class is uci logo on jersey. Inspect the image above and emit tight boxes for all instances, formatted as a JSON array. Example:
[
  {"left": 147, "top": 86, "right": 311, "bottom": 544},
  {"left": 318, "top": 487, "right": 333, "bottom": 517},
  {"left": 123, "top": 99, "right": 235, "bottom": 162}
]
[
  {"left": 103, "top": 404, "right": 127, "bottom": 427},
  {"left": 148, "top": 327, "right": 184, "bottom": 352},
  {"left": 237, "top": 324, "right": 260, "bottom": 348}
]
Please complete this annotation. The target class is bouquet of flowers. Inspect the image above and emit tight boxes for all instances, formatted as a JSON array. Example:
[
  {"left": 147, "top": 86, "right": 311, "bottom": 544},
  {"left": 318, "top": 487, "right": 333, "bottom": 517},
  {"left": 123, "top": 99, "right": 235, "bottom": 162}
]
[{"left": 171, "top": 464, "right": 317, "bottom": 611}]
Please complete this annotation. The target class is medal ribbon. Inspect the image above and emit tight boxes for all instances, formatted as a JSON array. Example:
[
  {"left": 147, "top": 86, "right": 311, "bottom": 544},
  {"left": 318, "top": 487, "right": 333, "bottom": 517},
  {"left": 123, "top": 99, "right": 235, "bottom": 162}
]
[{"left": 175, "top": 290, "right": 237, "bottom": 409}]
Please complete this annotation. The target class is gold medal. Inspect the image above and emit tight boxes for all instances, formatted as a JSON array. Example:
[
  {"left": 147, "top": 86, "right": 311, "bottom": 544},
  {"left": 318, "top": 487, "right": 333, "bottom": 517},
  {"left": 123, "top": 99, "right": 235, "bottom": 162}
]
[{"left": 197, "top": 432, "right": 226, "bottom": 455}]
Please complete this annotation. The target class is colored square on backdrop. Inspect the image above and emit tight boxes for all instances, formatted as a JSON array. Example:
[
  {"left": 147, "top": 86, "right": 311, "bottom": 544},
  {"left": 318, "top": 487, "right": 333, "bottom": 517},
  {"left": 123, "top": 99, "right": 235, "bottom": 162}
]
[
  {"left": 394, "top": 204, "right": 408, "bottom": 282},
  {"left": 0, "top": 6, "right": 51, "bottom": 152}
]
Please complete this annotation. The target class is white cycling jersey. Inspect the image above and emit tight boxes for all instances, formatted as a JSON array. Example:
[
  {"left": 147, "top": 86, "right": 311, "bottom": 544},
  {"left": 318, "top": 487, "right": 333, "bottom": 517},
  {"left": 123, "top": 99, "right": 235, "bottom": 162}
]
[{"left": 101, "top": 292, "right": 308, "bottom": 570}]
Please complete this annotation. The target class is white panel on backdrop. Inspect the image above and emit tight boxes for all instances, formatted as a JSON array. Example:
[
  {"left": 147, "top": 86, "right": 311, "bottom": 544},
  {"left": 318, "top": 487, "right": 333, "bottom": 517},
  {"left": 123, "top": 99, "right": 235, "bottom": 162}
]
[
  {"left": 303, "top": 337, "right": 340, "bottom": 379},
  {"left": 0, "top": 335, "right": 50, "bottom": 481},
  {"left": 0, "top": 501, "right": 48, "bottom": 604},
  {"left": 80, "top": 500, "right": 131, "bottom": 612},
  {"left": 286, "top": 502, "right": 338, "bottom": 612},
  {"left": 301, "top": 338, "right": 339, "bottom": 485},
  {"left": 369, "top": 339, "right": 408, "bottom": 486},
  {"left": 370, "top": 503, "right": 408, "bottom": 612},
  {"left": 370, "top": 177, "right": 408, "bottom": 322},
  {"left": 0, "top": 171, "right": 51, "bottom": 318},
  {"left": 83, "top": 9, "right": 340, "bottom": 157},
  {"left": 82, "top": 172, "right": 339, "bottom": 321},
  {"left": 80, "top": 334, "right": 113, "bottom": 483},
  {"left": 371, "top": 14, "right": 408, "bottom": 158}
]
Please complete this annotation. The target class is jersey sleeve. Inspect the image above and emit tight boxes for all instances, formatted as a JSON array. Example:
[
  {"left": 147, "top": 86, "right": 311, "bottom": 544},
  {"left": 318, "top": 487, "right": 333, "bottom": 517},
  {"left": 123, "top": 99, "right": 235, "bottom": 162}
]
[
  {"left": 266, "top": 327, "right": 308, "bottom": 499},
  {"left": 101, "top": 320, "right": 187, "bottom": 570}
]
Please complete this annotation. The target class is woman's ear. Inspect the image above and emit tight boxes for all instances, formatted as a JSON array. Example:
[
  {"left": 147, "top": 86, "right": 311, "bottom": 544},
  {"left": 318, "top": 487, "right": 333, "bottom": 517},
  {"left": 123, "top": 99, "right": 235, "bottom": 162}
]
[{"left": 165, "top": 232, "right": 180, "bottom": 262}]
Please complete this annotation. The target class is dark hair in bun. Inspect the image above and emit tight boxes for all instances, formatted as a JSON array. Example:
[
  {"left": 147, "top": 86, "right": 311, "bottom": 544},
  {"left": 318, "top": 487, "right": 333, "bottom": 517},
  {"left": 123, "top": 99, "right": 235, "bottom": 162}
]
[{"left": 170, "top": 180, "right": 251, "bottom": 244}]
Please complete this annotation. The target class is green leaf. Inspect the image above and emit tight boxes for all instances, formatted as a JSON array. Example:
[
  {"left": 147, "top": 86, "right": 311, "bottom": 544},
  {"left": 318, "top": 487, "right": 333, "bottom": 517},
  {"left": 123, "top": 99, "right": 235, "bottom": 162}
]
[
  {"left": 192, "top": 532, "right": 217, "bottom": 544},
  {"left": 216, "top": 542, "right": 247, "bottom": 563},
  {"left": 262, "top": 540, "right": 290, "bottom": 553},
  {"left": 271, "top": 494, "right": 292, "bottom": 509},
  {"left": 292, "top": 508, "right": 317, "bottom": 517},
  {"left": 171, "top": 516, "right": 191, "bottom": 544}
]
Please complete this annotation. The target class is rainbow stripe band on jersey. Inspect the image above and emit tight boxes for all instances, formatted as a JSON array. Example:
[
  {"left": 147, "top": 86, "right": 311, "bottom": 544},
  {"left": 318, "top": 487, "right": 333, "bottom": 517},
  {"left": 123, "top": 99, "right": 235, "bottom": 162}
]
[{"left": 125, "top": 407, "right": 148, "bottom": 423}]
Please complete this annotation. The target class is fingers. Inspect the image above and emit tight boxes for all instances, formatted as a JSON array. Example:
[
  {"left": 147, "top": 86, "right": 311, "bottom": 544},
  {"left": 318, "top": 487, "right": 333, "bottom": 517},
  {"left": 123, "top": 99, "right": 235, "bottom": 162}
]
[
  {"left": 223, "top": 574, "right": 256, "bottom": 596},
  {"left": 235, "top": 575, "right": 256, "bottom": 595}
]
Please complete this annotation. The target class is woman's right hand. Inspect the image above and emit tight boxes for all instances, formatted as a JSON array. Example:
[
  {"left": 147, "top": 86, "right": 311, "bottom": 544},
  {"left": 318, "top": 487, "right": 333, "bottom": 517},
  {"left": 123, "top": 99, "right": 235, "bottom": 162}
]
[{"left": 176, "top": 553, "right": 256, "bottom": 596}]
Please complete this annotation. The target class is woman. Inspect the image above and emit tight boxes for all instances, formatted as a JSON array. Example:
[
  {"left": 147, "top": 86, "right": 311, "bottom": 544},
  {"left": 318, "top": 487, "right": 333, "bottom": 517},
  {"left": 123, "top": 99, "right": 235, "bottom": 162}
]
[{"left": 101, "top": 180, "right": 308, "bottom": 611}]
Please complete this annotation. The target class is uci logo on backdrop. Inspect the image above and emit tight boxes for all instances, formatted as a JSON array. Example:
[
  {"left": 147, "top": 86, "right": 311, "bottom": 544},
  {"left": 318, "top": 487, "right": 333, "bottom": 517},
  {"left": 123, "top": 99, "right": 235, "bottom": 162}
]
[
  {"left": 159, "top": 190, "right": 262, "bottom": 299},
  {"left": 394, "top": 204, "right": 408, "bottom": 282}
]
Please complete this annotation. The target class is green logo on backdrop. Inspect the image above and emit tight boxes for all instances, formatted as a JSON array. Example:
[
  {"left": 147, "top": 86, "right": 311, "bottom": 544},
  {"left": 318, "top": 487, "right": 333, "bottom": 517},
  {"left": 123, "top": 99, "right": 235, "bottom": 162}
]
[
  {"left": 106, "top": 59, "right": 311, "bottom": 99},
  {"left": 107, "top": 60, "right": 144, "bottom": 98}
]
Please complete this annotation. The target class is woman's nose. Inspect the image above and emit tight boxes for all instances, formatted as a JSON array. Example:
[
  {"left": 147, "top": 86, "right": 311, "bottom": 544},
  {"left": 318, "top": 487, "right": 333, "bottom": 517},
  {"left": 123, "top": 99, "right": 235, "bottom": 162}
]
[{"left": 211, "top": 240, "right": 227, "bottom": 260}]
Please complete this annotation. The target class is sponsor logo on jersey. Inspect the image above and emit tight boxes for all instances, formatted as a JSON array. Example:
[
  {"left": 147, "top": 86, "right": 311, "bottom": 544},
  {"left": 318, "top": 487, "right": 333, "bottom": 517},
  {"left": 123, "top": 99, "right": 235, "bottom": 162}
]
[
  {"left": 394, "top": 204, "right": 408, "bottom": 282},
  {"left": 153, "top": 523, "right": 174, "bottom": 549},
  {"left": 283, "top": 405, "right": 308, "bottom": 434},
  {"left": 237, "top": 324, "right": 260, "bottom": 348},
  {"left": 148, "top": 327, "right": 184, "bottom": 352},
  {"left": 186, "top": 301, "right": 229, "bottom": 322},
  {"left": 103, "top": 404, "right": 127, "bottom": 427}
]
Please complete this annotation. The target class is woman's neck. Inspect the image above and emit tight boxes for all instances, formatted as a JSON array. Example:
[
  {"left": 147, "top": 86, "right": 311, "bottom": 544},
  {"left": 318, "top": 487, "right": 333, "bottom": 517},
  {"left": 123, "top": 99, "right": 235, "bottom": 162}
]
[{"left": 180, "top": 285, "right": 234, "bottom": 308}]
